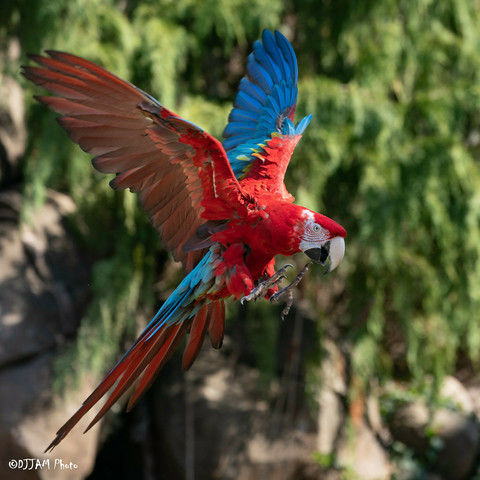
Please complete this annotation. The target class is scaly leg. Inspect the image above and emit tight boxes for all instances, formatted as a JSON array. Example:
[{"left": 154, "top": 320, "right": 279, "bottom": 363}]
[
  {"left": 269, "top": 262, "right": 313, "bottom": 320},
  {"left": 240, "top": 264, "right": 293, "bottom": 304}
]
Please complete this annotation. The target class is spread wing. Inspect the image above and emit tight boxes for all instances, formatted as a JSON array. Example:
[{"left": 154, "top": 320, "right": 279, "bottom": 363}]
[
  {"left": 22, "top": 51, "right": 243, "bottom": 269},
  {"left": 223, "top": 30, "right": 312, "bottom": 198}
]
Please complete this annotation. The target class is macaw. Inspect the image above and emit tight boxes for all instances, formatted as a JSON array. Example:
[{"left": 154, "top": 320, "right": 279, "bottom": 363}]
[{"left": 22, "top": 30, "right": 346, "bottom": 451}]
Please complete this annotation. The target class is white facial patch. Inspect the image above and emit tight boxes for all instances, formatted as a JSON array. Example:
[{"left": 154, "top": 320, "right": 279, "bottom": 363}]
[{"left": 299, "top": 209, "right": 329, "bottom": 251}]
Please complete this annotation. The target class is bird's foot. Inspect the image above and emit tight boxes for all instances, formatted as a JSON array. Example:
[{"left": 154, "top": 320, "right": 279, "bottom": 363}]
[
  {"left": 240, "top": 264, "right": 293, "bottom": 305},
  {"left": 269, "top": 262, "right": 313, "bottom": 320}
]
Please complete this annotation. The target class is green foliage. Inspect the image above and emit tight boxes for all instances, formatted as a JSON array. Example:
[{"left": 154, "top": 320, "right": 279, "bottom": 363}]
[{"left": 292, "top": 0, "right": 480, "bottom": 387}]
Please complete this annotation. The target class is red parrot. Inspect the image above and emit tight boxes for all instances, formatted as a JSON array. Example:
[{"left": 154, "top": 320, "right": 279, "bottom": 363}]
[{"left": 22, "top": 30, "right": 346, "bottom": 451}]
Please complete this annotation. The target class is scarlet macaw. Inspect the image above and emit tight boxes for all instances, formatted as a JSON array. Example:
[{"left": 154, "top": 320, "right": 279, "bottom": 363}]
[{"left": 23, "top": 30, "right": 346, "bottom": 451}]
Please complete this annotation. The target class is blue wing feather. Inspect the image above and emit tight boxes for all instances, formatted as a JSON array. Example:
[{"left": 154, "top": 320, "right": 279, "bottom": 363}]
[
  {"left": 262, "top": 30, "right": 289, "bottom": 80},
  {"left": 247, "top": 53, "right": 273, "bottom": 92},
  {"left": 237, "top": 78, "right": 267, "bottom": 103},
  {"left": 275, "top": 31, "right": 298, "bottom": 84},
  {"left": 233, "top": 91, "right": 263, "bottom": 113},
  {"left": 253, "top": 42, "right": 282, "bottom": 86},
  {"left": 223, "top": 134, "right": 255, "bottom": 151},
  {"left": 228, "top": 108, "right": 259, "bottom": 123},
  {"left": 223, "top": 30, "right": 311, "bottom": 179},
  {"left": 223, "top": 124, "right": 256, "bottom": 137}
]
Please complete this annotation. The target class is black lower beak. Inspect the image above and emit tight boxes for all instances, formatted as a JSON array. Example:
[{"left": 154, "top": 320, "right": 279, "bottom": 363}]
[{"left": 305, "top": 241, "right": 330, "bottom": 265}]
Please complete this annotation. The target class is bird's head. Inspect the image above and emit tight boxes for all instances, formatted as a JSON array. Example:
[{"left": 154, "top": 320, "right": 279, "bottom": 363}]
[{"left": 297, "top": 209, "right": 346, "bottom": 273}]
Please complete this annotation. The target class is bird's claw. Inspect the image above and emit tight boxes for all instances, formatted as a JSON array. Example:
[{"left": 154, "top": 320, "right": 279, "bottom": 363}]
[
  {"left": 240, "top": 264, "right": 293, "bottom": 304},
  {"left": 241, "top": 262, "right": 312, "bottom": 320},
  {"left": 269, "top": 262, "right": 313, "bottom": 320}
]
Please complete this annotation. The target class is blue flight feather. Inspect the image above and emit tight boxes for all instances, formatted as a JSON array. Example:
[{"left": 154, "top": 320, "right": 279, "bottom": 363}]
[
  {"left": 262, "top": 30, "right": 289, "bottom": 80},
  {"left": 238, "top": 78, "right": 267, "bottom": 103},
  {"left": 228, "top": 108, "right": 259, "bottom": 123},
  {"left": 274, "top": 31, "right": 297, "bottom": 84},
  {"left": 253, "top": 43, "right": 282, "bottom": 85},
  {"left": 247, "top": 53, "right": 273, "bottom": 92},
  {"left": 223, "top": 123, "right": 256, "bottom": 136},
  {"left": 223, "top": 30, "right": 310, "bottom": 180},
  {"left": 233, "top": 91, "right": 263, "bottom": 113}
]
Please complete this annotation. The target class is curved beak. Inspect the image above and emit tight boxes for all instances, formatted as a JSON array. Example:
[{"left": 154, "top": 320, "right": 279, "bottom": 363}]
[{"left": 305, "top": 236, "right": 345, "bottom": 273}]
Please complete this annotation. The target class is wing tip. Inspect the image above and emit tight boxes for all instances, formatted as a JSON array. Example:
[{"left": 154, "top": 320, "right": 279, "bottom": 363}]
[{"left": 223, "top": 28, "right": 300, "bottom": 164}]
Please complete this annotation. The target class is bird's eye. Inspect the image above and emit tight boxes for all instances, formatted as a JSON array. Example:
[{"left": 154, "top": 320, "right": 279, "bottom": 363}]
[{"left": 313, "top": 223, "right": 321, "bottom": 232}]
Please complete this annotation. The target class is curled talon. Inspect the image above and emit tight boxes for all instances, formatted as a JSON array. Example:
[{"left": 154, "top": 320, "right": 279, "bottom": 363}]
[
  {"left": 281, "top": 293, "right": 294, "bottom": 320},
  {"left": 240, "top": 264, "right": 294, "bottom": 304},
  {"left": 269, "top": 262, "right": 313, "bottom": 319}
]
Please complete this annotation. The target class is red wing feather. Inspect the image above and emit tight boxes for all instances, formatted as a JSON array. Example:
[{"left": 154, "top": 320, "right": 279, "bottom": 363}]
[{"left": 23, "top": 51, "right": 245, "bottom": 267}]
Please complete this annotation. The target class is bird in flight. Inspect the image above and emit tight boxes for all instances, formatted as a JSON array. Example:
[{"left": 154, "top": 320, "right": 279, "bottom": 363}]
[{"left": 23, "top": 30, "right": 346, "bottom": 451}]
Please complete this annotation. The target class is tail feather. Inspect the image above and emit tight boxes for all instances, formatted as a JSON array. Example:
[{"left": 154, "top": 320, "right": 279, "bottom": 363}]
[
  {"left": 44, "top": 306, "right": 196, "bottom": 453},
  {"left": 126, "top": 321, "right": 190, "bottom": 411},
  {"left": 208, "top": 301, "right": 225, "bottom": 349},
  {"left": 182, "top": 304, "right": 209, "bottom": 370},
  {"left": 44, "top": 246, "right": 224, "bottom": 452},
  {"left": 84, "top": 322, "right": 187, "bottom": 431}
]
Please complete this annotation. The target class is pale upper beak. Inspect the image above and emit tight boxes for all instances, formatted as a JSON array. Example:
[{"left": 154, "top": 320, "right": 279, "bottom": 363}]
[{"left": 304, "top": 236, "right": 345, "bottom": 273}]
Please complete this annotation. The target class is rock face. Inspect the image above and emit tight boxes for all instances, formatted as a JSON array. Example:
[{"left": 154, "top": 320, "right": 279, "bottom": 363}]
[
  {"left": 0, "top": 190, "right": 89, "bottom": 368},
  {"left": 135, "top": 342, "right": 333, "bottom": 480},
  {"left": 315, "top": 340, "right": 392, "bottom": 480},
  {"left": 337, "top": 419, "right": 391, "bottom": 480},
  {"left": 0, "top": 188, "right": 100, "bottom": 480},
  {"left": 1, "top": 46, "right": 103, "bottom": 477},
  {"left": 388, "top": 376, "right": 480, "bottom": 480},
  {"left": 316, "top": 339, "right": 347, "bottom": 456}
]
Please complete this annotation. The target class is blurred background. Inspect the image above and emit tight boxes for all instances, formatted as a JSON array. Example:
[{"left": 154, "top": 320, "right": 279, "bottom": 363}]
[{"left": 1, "top": 0, "right": 480, "bottom": 479}]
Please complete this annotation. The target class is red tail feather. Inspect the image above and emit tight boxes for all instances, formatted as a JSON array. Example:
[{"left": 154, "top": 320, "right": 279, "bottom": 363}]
[
  {"left": 208, "top": 301, "right": 225, "bottom": 349},
  {"left": 182, "top": 305, "right": 209, "bottom": 370},
  {"left": 126, "top": 322, "right": 190, "bottom": 411},
  {"left": 44, "top": 315, "right": 194, "bottom": 452}
]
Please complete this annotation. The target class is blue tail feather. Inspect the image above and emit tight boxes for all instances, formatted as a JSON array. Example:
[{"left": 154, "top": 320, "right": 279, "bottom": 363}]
[{"left": 143, "top": 249, "right": 217, "bottom": 340}]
